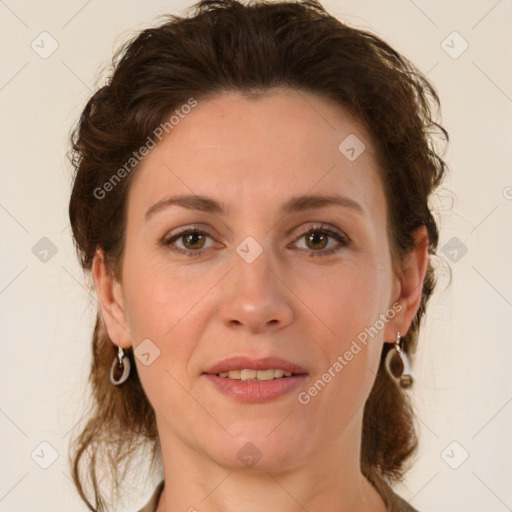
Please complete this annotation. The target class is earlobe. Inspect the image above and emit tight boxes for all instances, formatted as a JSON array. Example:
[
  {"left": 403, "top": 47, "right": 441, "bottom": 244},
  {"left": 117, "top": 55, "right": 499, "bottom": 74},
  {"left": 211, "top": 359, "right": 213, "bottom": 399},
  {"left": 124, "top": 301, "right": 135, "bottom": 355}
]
[
  {"left": 91, "top": 249, "right": 132, "bottom": 349},
  {"left": 384, "top": 226, "right": 430, "bottom": 342}
]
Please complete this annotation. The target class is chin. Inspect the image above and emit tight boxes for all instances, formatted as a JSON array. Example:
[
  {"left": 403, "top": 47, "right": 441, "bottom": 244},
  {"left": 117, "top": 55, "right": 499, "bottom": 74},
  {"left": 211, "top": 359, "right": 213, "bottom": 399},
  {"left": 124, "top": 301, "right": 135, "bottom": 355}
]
[{"left": 207, "top": 426, "right": 308, "bottom": 473}]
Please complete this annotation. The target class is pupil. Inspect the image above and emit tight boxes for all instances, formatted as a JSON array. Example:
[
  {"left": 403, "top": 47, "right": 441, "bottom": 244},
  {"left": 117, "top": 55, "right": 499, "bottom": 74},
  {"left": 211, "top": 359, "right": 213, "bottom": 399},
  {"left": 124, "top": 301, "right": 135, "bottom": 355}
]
[
  {"left": 184, "top": 233, "right": 204, "bottom": 249},
  {"left": 307, "top": 232, "right": 327, "bottom": 250}
]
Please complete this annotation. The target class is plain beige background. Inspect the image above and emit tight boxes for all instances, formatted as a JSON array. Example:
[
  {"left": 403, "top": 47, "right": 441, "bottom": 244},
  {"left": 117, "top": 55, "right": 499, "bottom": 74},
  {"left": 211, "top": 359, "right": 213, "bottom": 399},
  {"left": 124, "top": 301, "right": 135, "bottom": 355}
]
[{"left": 1, "top": 1, "right": 511, "bottom": 511}]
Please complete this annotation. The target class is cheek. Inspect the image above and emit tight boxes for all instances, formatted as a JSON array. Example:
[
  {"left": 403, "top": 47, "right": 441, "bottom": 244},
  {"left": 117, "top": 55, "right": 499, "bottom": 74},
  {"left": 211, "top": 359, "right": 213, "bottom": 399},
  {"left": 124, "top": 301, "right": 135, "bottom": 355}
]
[
  {"left": 120, "top": 265, "right": 208, "bottom": 417},
  {"left": 294, "top": 255, "right": 390, "bottom": 340},
  {"left": 121, "top": 246, "right": 213, "bottom": 337},
  {"left": 293, "top": 255, "right": 389, "bottom": 406},
  {"left": 120, "top": 251, "right": 224, "bottom": 386}
]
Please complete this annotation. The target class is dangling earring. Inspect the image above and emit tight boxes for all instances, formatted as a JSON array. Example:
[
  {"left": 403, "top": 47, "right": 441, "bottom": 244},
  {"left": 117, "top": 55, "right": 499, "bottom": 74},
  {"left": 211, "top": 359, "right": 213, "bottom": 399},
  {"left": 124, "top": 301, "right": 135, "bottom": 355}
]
[
  {"left": 110, "top": 344, "right": 131, "bottom": 386},
  {"left": 385, "top": 331, "right": 413, "bottom": 388}
]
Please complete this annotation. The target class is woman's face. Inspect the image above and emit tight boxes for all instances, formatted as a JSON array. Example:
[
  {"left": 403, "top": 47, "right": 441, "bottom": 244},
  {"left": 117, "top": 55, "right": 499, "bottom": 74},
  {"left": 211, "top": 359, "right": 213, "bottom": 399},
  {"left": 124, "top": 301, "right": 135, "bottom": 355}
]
[{"left": 98, "top": 88, "right": 418, "bottom": 471}]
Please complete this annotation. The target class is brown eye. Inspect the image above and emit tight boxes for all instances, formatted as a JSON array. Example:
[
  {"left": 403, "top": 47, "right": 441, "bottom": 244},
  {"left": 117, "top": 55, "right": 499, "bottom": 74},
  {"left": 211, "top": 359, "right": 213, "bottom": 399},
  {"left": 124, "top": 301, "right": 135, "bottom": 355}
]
[
  {"left": 163, "top": 229, "right": 215, "bottom": 255},
  {"left": 292, "top": 226, "right": 349, "bottom": 256},
  {"left": 182, "top": 232, "right": 206, "bottom": 250},
  {"left": 305, "top": 231, "right": 328, "bottom": 250}
]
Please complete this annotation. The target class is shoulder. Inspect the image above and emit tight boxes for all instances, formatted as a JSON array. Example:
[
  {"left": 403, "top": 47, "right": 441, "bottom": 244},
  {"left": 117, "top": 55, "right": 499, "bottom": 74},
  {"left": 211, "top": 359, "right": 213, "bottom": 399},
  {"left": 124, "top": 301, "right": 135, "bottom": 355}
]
[
  {"left": 369, "top": 474, "right": 420, "bottom": 512},
  {"left": 138, "top": 481, "right": 164, "bottom": 512},
  {"left": 389, "top": 491, "right": 420, "bottom": 512},
  {"left": 137, "top": 478, "right": 419, "bottom": 512}
]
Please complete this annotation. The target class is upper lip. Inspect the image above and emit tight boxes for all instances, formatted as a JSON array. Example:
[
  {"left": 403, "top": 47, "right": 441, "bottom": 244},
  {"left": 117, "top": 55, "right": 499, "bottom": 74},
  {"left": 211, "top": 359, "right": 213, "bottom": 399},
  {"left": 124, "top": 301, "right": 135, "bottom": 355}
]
[{"left": 203, "top": 356, "right": 308, "bottom": 375}]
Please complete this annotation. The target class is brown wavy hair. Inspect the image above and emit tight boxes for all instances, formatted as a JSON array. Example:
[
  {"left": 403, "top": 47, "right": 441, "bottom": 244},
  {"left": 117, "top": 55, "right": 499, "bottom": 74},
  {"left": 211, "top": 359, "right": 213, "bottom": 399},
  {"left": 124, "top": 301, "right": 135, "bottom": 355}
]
[{"left": 67, "top": 0, "right": 448, "bottom": 510}]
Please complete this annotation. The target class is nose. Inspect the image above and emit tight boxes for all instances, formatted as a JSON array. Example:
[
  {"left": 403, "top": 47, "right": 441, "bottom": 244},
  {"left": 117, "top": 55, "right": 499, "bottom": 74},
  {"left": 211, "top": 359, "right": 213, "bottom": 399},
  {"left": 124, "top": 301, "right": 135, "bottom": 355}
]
[{"left": 218, "top": 248, "right": 294, "bottom": 334}]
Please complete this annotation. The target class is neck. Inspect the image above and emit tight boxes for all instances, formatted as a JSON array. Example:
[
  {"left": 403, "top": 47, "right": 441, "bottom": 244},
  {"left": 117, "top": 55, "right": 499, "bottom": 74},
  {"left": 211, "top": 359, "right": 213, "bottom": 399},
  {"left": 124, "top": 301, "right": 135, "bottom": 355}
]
[{"left": 154, "top": 412, "right": 387, "bottom": 512}]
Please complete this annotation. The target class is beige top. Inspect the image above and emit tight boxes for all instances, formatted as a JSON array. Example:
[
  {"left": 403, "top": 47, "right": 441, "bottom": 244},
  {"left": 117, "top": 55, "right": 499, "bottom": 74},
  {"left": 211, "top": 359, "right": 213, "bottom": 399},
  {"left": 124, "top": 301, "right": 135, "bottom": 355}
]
[{"left": 138, "top": 478, "right": 419, "bottom": 512}]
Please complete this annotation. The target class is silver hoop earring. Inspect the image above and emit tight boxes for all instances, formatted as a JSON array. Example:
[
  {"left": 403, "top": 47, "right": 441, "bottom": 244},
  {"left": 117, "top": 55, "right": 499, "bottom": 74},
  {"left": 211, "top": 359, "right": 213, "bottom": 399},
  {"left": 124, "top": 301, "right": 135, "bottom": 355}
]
[
  {"left": 110, "top": 345, "right": 131, "bottom": 386},
  {"left": 385, "top": 332, "right": 413, "bottom": 388}
]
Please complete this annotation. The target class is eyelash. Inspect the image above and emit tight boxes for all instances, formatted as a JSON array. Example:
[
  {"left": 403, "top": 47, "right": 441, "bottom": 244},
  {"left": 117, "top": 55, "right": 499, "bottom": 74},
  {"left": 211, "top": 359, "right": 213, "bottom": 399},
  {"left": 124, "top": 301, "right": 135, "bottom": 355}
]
[{"left": 161, "top": 224, "right": 349, "bottom": 258}]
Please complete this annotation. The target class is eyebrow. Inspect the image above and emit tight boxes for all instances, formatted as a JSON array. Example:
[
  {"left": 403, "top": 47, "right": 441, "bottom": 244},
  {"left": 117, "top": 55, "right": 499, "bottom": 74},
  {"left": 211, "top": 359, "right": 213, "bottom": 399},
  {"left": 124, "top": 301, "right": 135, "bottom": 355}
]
[{"left": 144, "top": 193, "right": 364, "bottom": 220}]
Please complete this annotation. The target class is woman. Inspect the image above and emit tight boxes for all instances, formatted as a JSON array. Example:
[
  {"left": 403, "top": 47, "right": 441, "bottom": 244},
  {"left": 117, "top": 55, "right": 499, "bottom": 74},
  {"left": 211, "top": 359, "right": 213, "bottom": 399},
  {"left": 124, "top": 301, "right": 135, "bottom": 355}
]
[{"left": 67, "top": 1, "right": 448, "bottom": 511}]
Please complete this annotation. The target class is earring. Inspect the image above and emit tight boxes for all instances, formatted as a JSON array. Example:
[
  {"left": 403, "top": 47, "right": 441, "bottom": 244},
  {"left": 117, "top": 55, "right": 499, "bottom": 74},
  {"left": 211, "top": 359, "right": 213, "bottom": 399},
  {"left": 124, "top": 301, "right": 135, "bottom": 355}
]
[
  {"left": 385, "top": 331, "right": 413, "bottom": 388},
  {"left": 110, "top": 345, "right": 131, "bottom": 386}
]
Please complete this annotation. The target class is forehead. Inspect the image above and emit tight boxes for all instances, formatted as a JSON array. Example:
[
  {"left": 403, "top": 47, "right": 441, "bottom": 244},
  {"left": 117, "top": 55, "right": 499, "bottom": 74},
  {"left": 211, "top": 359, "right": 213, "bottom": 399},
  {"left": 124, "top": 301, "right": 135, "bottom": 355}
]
[{"left": 128, "top": 88, "right": 386, "bottom": 222}]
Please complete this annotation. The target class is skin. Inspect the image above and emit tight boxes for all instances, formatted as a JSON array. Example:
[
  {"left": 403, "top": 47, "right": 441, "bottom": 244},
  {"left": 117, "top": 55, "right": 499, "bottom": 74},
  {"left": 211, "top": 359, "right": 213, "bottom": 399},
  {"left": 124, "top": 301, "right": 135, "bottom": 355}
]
[{"left": 93, "top": 88, "right": 429, "bottom": 512}]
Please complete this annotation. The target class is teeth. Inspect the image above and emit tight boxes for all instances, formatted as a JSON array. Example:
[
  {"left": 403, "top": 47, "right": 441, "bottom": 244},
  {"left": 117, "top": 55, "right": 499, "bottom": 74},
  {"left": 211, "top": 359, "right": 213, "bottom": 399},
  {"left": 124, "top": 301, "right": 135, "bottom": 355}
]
[
  {"left": 241, "top": 369, "right": 257, "bottom": 380},
  {"left": 216, "top": 369, "right": 295, "bottom": 380}
]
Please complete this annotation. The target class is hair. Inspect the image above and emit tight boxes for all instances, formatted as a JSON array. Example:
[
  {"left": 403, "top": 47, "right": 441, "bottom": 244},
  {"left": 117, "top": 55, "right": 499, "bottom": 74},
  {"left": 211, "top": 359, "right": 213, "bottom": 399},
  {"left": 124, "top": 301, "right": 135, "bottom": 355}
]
[{"left": 67, "top": 0, "right": 448, "bottom": 510}]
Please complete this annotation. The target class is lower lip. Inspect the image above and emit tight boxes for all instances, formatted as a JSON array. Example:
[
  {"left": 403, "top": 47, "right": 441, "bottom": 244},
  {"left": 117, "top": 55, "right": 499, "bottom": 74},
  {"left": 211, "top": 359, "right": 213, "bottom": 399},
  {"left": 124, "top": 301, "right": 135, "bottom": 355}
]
[{"left": 203, "top": 374, "right": 308, "bottom": 403}]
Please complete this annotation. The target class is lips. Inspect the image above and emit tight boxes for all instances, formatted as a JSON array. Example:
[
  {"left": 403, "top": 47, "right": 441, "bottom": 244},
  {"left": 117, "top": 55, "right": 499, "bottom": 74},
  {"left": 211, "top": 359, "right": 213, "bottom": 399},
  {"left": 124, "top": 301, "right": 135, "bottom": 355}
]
[{"left": 202, "top": 356, "right": 308, "bottom": 376}]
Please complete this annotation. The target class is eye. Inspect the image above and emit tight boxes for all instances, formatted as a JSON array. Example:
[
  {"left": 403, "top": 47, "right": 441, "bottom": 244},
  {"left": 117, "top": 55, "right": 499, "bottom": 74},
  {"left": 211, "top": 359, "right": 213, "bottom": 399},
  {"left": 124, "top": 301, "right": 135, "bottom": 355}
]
[
  {"left": 291, "top": 225, "right": 349, "bottom": 256},
  {"left": 161, "top": 224, "right": 349, "bottom": 257},
  {"left": 162, "top": 229, "right": 216, "bottom": 255}
]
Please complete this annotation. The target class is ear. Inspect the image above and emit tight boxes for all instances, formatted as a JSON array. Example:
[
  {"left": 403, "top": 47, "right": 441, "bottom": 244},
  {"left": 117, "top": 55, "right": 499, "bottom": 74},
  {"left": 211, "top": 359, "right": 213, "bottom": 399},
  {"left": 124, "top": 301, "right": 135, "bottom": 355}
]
[
  {"left": 383, "top": 226, "right": 430, "bottom": 343},
  {"left": 92, "top": 249, "right": 132, "bottom": 349}
]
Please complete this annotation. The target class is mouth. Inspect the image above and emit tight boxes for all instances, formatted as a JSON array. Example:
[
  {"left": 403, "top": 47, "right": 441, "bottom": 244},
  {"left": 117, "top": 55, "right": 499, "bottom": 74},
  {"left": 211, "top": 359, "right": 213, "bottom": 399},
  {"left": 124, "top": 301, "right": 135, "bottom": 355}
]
[
  {"left": 214, "top": 368, "right": 298, "bottom": 381},
  {"left": 203, "top": 355, "right": 308, "bottom": 379},
  {"left": 202, "top": 356, "right": 308, "bottom": 403}
]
